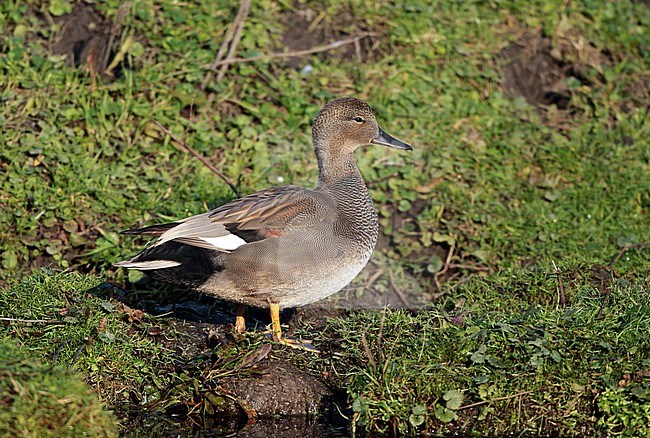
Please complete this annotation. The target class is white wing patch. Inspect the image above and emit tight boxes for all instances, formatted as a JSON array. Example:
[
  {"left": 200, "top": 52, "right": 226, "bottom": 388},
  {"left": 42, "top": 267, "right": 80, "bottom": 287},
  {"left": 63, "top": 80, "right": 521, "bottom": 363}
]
[
  {"left": 114, "top": 260, "right": 181, "bottom": 270},
  {"left": 198, "top": 234, "right": 247, "bottom": 251},
  {"left": 149, "top": 212, "right": 248, "bottom": 252}
]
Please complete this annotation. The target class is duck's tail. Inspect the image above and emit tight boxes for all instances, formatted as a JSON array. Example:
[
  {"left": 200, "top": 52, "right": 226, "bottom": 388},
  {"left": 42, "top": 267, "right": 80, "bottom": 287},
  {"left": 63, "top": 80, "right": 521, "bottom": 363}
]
[{"left": 115, "top": 241, "right": 227, "bottom": 287}]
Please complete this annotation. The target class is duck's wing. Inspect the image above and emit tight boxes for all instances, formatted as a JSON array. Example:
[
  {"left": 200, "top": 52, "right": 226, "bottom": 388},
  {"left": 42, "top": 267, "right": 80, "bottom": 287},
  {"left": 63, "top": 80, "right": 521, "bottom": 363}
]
[{"left": 120, "top": 186, "right": 335, "bottom": 254}]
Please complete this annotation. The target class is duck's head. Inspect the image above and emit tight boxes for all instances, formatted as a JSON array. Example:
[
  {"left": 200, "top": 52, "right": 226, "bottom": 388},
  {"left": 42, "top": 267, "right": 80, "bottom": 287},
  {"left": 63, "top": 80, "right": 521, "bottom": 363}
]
[{"left": 312, "top": 97, "right": 412, "bottom": 156}]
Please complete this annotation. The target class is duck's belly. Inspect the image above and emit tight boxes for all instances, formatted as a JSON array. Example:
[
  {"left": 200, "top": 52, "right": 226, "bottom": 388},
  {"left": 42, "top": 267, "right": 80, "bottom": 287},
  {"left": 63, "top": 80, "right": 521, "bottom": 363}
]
[
  {"left": 198, "top": 234, "right": 375, "bottom": 309},
  {"left": 277, "top": 250, "right": 372, "bottom": 308}
]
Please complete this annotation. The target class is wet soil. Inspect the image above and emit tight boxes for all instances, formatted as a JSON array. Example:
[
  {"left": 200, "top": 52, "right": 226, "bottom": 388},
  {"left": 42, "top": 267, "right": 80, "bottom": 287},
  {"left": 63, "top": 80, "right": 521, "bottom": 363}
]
[
  {"left": 220, "top": 358, "right": 336, "bottom": 426},
  {"left": 51, "top": 2, "right": 121, "bottom": 79},
  {"left": 107, "top": 254, "right": 432, "bottom": 435},
  {"left": 109, "top": 281, "right": 350, "bottom": 435}
]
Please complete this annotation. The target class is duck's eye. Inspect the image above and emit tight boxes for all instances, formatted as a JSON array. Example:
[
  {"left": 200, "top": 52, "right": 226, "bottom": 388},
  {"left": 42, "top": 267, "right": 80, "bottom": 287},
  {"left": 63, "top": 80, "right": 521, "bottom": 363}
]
[{"left": 354, "top": 117, "right": 365, "bottom": 123}]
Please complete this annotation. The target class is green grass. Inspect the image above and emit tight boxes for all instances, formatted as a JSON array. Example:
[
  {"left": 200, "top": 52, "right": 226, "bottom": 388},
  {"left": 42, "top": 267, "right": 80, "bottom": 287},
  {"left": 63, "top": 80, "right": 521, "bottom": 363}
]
[
  {"left": 324, "top": 264, "right": 650, "bottom": 435},
  {"left": 1, "top": 0, "right": 649, "bottom": 435},
  {"left": 0, "top": 270, "right": 277, "bottom": 433},
  {"left": 0, "top": 271, "right": 177, "bottom": 406},
  {"left": 1, "top": 0, "right": 648, "bottom": 284},
  {"left": 0, "top": 337, "right": 118, "bottom": 437}
]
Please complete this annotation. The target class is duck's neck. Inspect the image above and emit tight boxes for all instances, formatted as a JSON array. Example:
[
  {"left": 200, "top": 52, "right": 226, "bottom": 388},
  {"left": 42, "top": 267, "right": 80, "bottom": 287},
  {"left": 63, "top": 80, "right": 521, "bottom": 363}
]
[
  {"left": 315, "top": 149, "right": 379, "bottom": 246},
  {"left": 316, "top": 150, "right": 362, "bottom": 189}
]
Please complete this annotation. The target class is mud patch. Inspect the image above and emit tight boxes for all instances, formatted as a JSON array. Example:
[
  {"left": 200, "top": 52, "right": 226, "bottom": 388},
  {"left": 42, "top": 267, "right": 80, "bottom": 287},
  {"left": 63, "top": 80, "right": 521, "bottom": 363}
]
[
  {"left": 366, "top": 198, "right": 476, "bottom": 302},
  {"left": 221, "top": 359, "right": 333, "bottom": 416},
  {"left": 51, "top": 2, "right": 124, "bottom": 79},
  {"left": 218, "top": 356, "right": 348, "bottom": 436},
  {"left": 112, "top": 298, "right": 347, "bottom": 435},
  {"left": 281, "top": 6, "right": 380, "bottom": 68},
  {"left": 501, "top": 35, "right": 573, "bottom": 108},
  {"left": 501, "top": 33, "right": 610, "bottom": 110}
]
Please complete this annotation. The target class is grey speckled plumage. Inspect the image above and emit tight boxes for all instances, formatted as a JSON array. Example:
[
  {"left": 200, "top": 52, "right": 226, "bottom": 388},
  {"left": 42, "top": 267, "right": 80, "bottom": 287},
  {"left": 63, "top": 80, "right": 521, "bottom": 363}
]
[{"left": 116, "top": 97, "right": 412, "bottom": 340}]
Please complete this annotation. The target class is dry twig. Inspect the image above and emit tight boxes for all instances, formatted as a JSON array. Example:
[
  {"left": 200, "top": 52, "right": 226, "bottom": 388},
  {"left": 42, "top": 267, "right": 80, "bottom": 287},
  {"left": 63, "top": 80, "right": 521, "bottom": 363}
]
[
  {"left": 202, "top": 0, "right": 251, "bottom": 89},
  {"left": 361, "top": 330, "right": 376, "bottom": 373},
  {"left": 388, "top": 269, "right": 412, "bottom": 308},
  {"left": 0, "top": 317, "right": 65, "bottom": 324},
  {"left": 458, "top": 389, "right": 535, "bottom": 410},
  {"left": 447, "top": 263, "right": 490, "bottom": 271},
  {"left": 608, "top": 242, "right": 650, "bottom": 267},
  {"left": 216, "top": 0, "right": 251, "bottom": 83},
  {"left": 152, "top": 120, "right": 240, "bottom": 197},
  {"left": 434, "top": 243, "right": 455, "bottom": 292},
  {"left": 69, "top": 337, "right": 91, "bottom": 368},
  {"left": 204, "top": 32, "right": 379, "bottom": 68},
  {"left": 552, "top": 260, "right": 566, "bottom": 307},
  {"left": 365, "top": 267, "right": 385, "bottom": 290}
]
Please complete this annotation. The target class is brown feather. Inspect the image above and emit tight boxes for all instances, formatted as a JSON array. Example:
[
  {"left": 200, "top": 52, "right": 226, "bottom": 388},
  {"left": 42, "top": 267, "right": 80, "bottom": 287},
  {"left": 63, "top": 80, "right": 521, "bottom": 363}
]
[{"left": 120, "top": 222, "right": 178, "bottom": 236}]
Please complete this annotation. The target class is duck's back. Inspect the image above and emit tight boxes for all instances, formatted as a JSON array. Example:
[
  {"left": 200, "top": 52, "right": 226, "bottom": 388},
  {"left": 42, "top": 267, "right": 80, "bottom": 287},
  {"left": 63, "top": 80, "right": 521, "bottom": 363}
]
[{"left": 118, "top": 182, "right": 378, "bottom": 308}]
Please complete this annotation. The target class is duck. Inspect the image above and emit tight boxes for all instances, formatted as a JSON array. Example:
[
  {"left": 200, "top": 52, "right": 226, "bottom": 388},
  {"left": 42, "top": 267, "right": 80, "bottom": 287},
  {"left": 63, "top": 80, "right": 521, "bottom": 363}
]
[{"left": 116, "top": 97, "right": 412, "bottom": 343}]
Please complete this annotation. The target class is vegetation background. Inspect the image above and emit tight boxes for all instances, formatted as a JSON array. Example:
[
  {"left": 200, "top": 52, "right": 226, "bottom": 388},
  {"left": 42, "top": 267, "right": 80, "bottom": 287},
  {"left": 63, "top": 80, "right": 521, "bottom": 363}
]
[{"left": 1, "top": 0, "right": 648, "bottom": 435}]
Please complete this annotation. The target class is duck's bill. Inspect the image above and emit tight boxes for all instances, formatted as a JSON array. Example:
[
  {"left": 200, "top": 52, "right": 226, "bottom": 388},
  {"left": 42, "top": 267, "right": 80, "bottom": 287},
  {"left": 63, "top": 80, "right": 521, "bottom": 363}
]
[{"left": 371, "top": 127, "right": 413, "bottom": 151}]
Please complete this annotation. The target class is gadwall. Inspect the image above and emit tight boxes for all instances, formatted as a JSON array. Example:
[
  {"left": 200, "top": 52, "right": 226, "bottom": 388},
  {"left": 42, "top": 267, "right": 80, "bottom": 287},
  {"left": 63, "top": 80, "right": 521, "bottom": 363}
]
[{"left": 117, "top": 97, "right": 411, "bottom": 342}]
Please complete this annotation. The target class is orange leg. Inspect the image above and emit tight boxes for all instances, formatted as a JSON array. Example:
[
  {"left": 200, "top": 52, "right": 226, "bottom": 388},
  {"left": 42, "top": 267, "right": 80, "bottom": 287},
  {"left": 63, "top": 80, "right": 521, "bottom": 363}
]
[
  {"left": 234, "top": 304, "right": 246, "bottom": 334},
  {"left": 269, "top": 302, "right": 282, "bottom": 341},
  {"left": 267, "top": 302, "right": 320, "bottom": 352}
]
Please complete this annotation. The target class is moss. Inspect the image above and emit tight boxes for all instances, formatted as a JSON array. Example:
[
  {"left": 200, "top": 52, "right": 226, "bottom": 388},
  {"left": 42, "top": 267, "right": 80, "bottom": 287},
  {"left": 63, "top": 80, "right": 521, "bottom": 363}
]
[{"left": 0, "top": 338, "right": 117, "bottom": 437}]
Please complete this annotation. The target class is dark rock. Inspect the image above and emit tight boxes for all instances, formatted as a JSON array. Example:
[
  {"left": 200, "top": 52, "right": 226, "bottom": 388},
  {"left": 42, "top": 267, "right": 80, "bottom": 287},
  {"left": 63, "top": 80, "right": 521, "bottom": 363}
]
[{"left": 221, "top": 359, "right": 333, "bottom": 417}]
